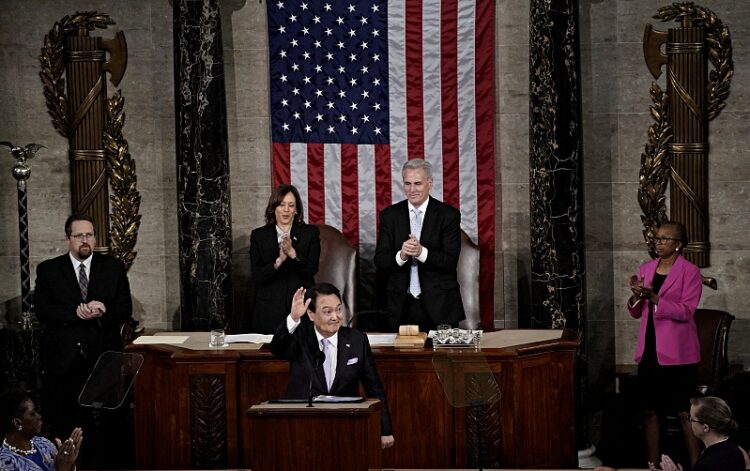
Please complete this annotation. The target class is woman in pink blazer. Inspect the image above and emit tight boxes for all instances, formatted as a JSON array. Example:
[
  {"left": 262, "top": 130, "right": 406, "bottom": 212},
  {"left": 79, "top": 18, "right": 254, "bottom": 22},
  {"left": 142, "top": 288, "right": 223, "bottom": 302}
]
[{"left": 627, "top": 221, "right": 702, "bottom": 467}]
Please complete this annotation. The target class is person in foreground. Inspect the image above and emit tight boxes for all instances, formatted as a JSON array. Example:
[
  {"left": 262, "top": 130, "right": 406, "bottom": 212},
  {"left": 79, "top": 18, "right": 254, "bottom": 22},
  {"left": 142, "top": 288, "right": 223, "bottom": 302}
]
[
  {"left": 250, "top": 184, "right": 320, "bottom": 333},
  {"left": 0, "top": 390, "right": 82, "bottom": 471},
  {"left": 374, "top": 159, "right": 464, "bottom": 332},
  {"left": 652, "top": 396, "right": 747, "bottom": 471},
  {"left": 627, "top": 221, "right": 702, "bottom": 466},
  {"left": 34, "top": 214, "right": 132, "bottom": 439},
  {"left": 270, "top": 283, "right": 395, "bottom": 449}
]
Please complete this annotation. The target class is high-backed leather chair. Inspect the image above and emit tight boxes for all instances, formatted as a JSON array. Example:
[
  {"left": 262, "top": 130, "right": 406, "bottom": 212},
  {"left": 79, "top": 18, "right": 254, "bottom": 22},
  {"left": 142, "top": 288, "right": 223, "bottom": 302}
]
[
  {"left": 457, "top": 230, "right": 481, "bottom": 329},
  {"left": 315, "top": 224, "right": 357, "bottom": 326},
  {"left": 694, "top": 308, "right": 734, "bottom": 394}
]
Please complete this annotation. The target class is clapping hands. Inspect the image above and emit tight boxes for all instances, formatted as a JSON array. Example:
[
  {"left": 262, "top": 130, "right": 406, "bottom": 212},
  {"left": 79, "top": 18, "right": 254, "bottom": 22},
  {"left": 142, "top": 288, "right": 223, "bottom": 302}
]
[
  {"left": 76, "top": 301, "right": 106, "bottom": 319},
  {"left": 400, "top": 234, "right": 422, "bottom": 260},
  {"left": 54, "top": 427, "right": 83, "bottom": 471}
]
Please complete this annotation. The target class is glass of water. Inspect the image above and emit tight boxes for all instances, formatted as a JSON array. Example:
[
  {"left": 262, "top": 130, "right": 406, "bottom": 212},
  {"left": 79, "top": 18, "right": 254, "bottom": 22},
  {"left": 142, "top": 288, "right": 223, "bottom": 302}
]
[{"left": 209, "top": 329, "right": 227, "bottom": 348}]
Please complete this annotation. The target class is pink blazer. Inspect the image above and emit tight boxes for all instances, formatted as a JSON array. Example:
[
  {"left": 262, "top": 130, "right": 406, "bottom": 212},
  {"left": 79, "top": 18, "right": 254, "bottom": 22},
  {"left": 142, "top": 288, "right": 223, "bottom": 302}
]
[{"left": 627, "top": 255, "right": 702, "bottom": 366}]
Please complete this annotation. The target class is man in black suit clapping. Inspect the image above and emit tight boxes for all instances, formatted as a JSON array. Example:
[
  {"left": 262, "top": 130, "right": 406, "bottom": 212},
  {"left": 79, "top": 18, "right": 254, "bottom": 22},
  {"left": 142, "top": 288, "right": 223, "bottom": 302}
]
[
  {"left": 34, "top": 214, "right": 133, "bottom": 439},
  {"left": 375, "top": 159, "right": 465, "bottom": 332}
]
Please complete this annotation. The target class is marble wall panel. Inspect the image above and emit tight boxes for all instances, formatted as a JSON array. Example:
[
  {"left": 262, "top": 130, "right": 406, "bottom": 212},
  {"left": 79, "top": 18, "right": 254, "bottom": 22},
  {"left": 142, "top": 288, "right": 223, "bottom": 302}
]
[
  {"left": 496, "top": 44, "right": 529, "bottom": 115},
  {"left": 498, "top": 113, "right": 529, "bottom": 184},
  {"left": 581, "top": 113, "right": 616, "bottom": 183},
  {"left": 496, "top": 0, "right": 530, "bottom": 46},
  {"left": 582, "top": 42, "right": 617, "bottom": 114},
  {"left": 615, "top": 112, "right": 651, "bottom": 183},
  {"left": 709, "top": 112, "right": 750, "bottom": 182},
  {"left": 586, "top": 251, "right": 615, "bottom": 322},
  {"left": 225, "top": 49, "right": 269, "bottom": 120}
]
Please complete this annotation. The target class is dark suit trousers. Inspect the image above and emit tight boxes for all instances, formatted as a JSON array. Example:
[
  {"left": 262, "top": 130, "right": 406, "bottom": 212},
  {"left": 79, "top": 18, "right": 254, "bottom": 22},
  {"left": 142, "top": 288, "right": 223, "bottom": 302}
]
[{"left": 402, "top": 295, "right": 440, "bottom": 333}]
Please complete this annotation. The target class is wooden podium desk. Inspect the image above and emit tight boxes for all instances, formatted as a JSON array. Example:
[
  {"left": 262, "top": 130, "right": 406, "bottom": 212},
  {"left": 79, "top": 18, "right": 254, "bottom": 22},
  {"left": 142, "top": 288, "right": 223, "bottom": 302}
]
[
  {"left": 248, "top": 399, "right": 382, "bottom": 471},
  {"left": 128, "top": 329, "right": 578, "bottom": 470}
]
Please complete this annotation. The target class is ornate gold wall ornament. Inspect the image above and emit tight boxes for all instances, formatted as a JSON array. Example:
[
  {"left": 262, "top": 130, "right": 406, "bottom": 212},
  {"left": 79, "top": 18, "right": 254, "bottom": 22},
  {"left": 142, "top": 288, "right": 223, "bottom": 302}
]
[
  {"left": 39, "top": 12, "right": 140, "bottom": 268},
  {"left": 641, "top": 2, "right": 733, "bottom": 285}
]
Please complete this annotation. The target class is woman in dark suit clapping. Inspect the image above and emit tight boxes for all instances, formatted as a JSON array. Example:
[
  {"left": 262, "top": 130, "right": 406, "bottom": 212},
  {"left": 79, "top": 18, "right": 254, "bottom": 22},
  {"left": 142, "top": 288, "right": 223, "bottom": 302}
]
[{"left": 249, "top": 184, "right": 320, "bottom": 333}]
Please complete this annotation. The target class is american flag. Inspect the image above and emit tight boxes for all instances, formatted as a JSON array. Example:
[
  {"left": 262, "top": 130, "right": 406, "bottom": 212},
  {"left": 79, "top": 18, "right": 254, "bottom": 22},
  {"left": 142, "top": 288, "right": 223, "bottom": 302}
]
[{"left": 267, "top": 0, "right": 495, "bottom": 327}]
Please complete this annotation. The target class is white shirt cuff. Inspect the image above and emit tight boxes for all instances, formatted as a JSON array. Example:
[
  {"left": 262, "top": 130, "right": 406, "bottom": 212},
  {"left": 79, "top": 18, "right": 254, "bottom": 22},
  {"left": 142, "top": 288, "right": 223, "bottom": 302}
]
[
  {"left": 416, "top": 247, "right": 428, "bottom": 263},
  {"left": 396, "top": 252, "right": 407, "bottom": 266},
  {"left": 286, "top": 314, "right": 301, "bottom": 333}
]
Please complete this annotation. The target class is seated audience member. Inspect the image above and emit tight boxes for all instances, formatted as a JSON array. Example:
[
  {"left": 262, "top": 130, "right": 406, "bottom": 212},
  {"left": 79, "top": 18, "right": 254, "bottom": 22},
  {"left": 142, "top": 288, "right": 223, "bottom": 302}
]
[
  {"left": 0, "top": 390, "right": 82, "bottom": 471},
  {"left": 653, "top": 396, "right": 745, "bottom": 471},
  {"left": 250, "top": 184, "right": 320, "bottom": 333},
  {"left": 270, "top": 283, "right": 394, "bottom": 449}
]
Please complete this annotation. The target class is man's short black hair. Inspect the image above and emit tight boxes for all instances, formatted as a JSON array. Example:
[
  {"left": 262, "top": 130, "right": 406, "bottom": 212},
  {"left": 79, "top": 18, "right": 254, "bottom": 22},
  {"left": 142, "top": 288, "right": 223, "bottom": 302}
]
[
  {"left": 304, "top": 283, "right": 342, "bottom": 313},
  {"left": 64, "top": 213, "right": 96, "bottom": 237}
]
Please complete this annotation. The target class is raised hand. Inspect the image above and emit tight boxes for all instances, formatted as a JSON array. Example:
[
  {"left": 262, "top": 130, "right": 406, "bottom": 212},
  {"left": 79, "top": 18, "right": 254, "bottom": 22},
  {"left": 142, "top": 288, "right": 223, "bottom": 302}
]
[{"left": 290, "top": 287, "right": 311, "bottom": 321}]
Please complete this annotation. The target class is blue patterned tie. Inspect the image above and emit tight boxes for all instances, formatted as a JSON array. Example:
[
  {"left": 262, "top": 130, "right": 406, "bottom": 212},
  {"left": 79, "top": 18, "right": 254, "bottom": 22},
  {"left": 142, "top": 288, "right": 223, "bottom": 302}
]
[
  {"left": 321, "top": 338, "right": 333, "bottom": 391},
  {"left": 409, "top": 208, "right": 422, "bottom": 297},
  {"left": 78, "top": 263, "right": 88, "bottom": 301}
]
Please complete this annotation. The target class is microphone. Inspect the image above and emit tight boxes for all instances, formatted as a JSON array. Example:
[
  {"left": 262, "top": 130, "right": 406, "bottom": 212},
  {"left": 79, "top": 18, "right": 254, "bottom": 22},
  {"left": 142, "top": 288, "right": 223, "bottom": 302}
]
[{"left": 308, "top": 349, "right": 325, "bottom": 407}]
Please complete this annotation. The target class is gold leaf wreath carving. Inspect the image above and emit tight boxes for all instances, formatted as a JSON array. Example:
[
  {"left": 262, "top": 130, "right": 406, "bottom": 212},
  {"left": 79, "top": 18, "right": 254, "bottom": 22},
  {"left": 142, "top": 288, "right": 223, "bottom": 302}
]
[
  {"left": 105, "top": 91, "right": 141, "bottom": 271},
  {"left": 640, "top": 2, "right": 733, "bottom": 252},
  {"left": 40, "top": 12, "right": 140, "bottom": 268}
]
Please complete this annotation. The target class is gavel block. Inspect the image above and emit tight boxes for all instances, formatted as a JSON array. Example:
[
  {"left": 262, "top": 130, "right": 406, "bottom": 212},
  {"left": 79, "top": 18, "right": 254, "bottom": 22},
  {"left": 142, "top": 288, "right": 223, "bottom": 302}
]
[{"left": 394, "top": 324, "right": 427, "bottom": 347}]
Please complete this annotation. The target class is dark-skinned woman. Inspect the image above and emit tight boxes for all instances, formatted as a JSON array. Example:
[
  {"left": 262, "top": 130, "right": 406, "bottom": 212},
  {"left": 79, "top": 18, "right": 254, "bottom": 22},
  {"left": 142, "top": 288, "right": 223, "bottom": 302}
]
[
  {"left": 249, "top": 184, "right": 320, "bottom": 334},
  {"left": 0, "top": 390, "right": 82, "bottom": 471},
  {"left": 627, "top": 221, "right": 702, "bottom": 468}
]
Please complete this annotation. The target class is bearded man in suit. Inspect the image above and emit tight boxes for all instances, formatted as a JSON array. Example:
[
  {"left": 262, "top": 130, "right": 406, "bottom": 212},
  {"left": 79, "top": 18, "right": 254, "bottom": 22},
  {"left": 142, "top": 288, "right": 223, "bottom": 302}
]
[
  {"left": 270, "top": 283, "right": 394, "bottom": 449},
  {"left": 374, "top": 159, "right": 465, "bottom": 332},
  {"left": 34, "top": 214, "right": 133, "bottom": 438}
]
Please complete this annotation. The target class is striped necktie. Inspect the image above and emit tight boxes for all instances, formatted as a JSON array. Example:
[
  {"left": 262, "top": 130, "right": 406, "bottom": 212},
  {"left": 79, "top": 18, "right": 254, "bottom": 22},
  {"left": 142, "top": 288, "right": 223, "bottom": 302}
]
[
  {"left": 78, "top": 263, "right": 88, "bottom": 301},
  {"left": 409, "top": 208, "right": 422, "bottom": 297}
]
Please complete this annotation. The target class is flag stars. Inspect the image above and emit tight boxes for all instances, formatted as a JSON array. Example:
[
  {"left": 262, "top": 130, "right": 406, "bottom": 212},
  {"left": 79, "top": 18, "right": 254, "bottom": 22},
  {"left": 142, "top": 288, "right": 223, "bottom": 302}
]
[
  {"left": 314, "top": 88, "right": 324, "bottom": 97},
  {"left": 291, "top": 63, "right": 300, "bottom": 71},
  {"left": 303, "top": 75, "right": 312, "bottom": 84},
  {"left": 279, "top": 74, "right": 288, "bottom": 82},
  {"left": 303, "top": 100, "right": 312, "bottom": 108},
  {"left": 349, "top": 77, "right": 358, "bottom": 86},
  {"left": 336, "top": 16, "right": 345, "bottom": 25},
  {"left": 348, "top": 29, "right": 357, "bottom": 37},
  {"left": 292, "top": 111, "right": 301, "bottom": 119},
  {"left": 351, "top": 126, "right": 359, "bottom": 134},
  {"left": 372, "top": 78, "right": 381, "bottom": 86},
  {"left": 371, "top": 4, "right": 380, "bottom": 12},
  {"left": 362, "top": 115, "right": 370, "bottom": 123},
  {"left": 372, "top": 103, "right": 382, "bottom": 111},
  {"left": 326, "top": 101, "right": 335, "bottom": 109},
  {"left": 337, "top": 65, "right": 346, "bottom": 74},
  {"left": 314, "top": 65, "right": 323, "bottom": 73},
  {"left": 312, "top": 15, "right": 321, "bottom": 24},
  {"left": 374, "top": 127, "right": 382, "bottom": 135},
  {"left": 315, "top": 113, "right": 324, "bottom": 122},
  {"left": 279, "top": 50, "right": 287, "bottom": 58},
  {"left": 336, "top": 41, "right": 345, "bottom": 49},
  {"left": 327, "top": 125, "right": 335, "bottom": 134},
  {"left": 347, "top": 4, "right": 356, "bottom": 13},
  {"left": 326, "top": 77, "right": 334, "bottom": 85},
  {"left": 348, "top": 52, "right": 358, "bottom": 62},
  {"left": 289, "top": 14, "right": 297, "bottom": 22},
  {"left": 325, "top": 52, "right": 334, "bottom": 61},
  {"left": 338, "top": 115, "right": 347, "bottom": 122},
  {"left": 359, "top": 17, "right": 368, "bottom": 25},
  {"left": 291, "top": 87, "right": 300, "bottom": 95},
  {"left": 302, "top": 51, "right": 311, "bottom": 60},
  {"left": 323, "top": 3, "right": 332, "bottom": 11},
  {"left": 300, "top": 2, "right": 308, "bottom": 10},
  {"left": 372, "top": 53, "right": 381, "bottom": 62},
  {"left": 372, "top": 29, "right": 380, "bottom": 37},
  {"left": 361, "top": 90, "right": 370, "bottom": 99},
  {"left": 338, "top": 90, "right": 347, "bottom": 98},
  {"left": 276, "top": 1, "right": 284, "bottom": 9},
  {"left": 304, "top": 124, "right": 312, "bottom": 132},
  {"left": 314, "top": 40, "right": 322, "bottom": 48},
  {"left": 301, "top": 27, "right": 310, "bottom": 35},
  {"left": 324, "top": 28, "right": 333, "bottom": 36},
  {"left": 290, "top": 38, "right": 299, "bottom": 47},
  {"left": 360, "top": 65, "right": 369, "bottom": 74},
  {"left": 282, "top": 122, "right": 290, "bottom": 131},
  {"left": 360, "top": 42, "right": 369, "bottom": 50},
  {"left": 277, "top": 25, "right": 286, "bottom": 34},
  {"left": 349, "top": 102, "right": 358, "bottom": 111},
  {"left": 280, "top": 98, "right": 289, "bottom": 106}
]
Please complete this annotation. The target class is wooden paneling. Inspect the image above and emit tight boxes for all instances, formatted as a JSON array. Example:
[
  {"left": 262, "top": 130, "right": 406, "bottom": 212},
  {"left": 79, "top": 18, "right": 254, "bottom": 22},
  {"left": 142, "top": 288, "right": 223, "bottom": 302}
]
[{"left": 128, "top": 332, "right": 578, "bottom": 469}]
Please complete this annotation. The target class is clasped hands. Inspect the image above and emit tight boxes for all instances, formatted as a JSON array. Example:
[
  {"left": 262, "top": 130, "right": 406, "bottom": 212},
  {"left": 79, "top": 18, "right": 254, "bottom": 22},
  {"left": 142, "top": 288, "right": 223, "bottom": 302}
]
[
  {"left": 275, "top": 234, "right": 297, "bottom": 268},
  {"left": 54, "top": 427, "right": 83, "bottom": 471},
  {"left": 629, "top": 275, "right": 658, "bottom": 304},
  {"left": 399, "top": 234, "right": 422, "bottom": 261},
  {"left": 648, "top": 454, "right": 682, "bottom": 471},
  {"left": 76, "top": 300, "right": 106, "bottom": 320}
]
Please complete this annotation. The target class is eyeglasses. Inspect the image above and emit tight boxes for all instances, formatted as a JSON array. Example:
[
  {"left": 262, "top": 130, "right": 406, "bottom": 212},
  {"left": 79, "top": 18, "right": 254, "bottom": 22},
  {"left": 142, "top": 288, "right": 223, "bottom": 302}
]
[
  {"left": 70, "top": 233, "right": 95, "bottom": 241},
  {"left": 687, "top": 417, "right": 703, "bottom": 424},
  {"left": 653, "top": 237, "right": 679, "bottom": 244}
]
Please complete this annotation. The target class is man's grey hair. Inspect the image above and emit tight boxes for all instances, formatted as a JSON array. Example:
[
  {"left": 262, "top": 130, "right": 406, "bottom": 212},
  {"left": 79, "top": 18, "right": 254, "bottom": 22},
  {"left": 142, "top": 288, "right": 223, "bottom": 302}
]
[{"left": 401, "top": 159, "right": 433, "bottom": 180}]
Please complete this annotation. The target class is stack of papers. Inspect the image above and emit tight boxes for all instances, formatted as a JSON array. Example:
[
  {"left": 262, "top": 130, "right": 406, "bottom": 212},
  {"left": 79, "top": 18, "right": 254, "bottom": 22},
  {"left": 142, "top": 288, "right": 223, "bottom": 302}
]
[{"left": 225, "top": 333, "right": 274, "bottom": 344}]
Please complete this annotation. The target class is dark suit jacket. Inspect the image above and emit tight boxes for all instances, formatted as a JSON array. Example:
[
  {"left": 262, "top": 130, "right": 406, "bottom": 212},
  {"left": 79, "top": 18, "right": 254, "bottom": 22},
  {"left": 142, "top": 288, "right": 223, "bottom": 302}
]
[
  {"left": 249, "top": 222, "right": 320, "bottom": 333},
  {"left": 374, "top": 196, "right": 465, "bottom": 328},
  {"left": 34, "top": 252, "right": 133, "bottom": 376},
  {"left": 270, "top": 321, "right": 393, "bottom": 436}
]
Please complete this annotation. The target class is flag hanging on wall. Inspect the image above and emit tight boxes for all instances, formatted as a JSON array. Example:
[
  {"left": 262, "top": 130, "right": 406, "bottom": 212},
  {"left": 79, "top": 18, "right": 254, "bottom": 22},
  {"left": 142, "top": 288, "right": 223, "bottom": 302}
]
[{"left": 267, "top": 0, "right": 495, "bottom": 328}]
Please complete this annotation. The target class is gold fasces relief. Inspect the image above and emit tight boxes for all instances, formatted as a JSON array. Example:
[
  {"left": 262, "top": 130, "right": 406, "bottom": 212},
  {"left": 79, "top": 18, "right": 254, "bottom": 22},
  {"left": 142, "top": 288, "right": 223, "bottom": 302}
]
[
  {"left": 640, "top": 2, "right": 733, "bottom": 286},
  {"left": 39, "top": 11, "right": 140, "bottom": 269}
]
